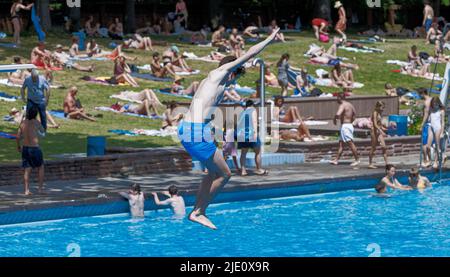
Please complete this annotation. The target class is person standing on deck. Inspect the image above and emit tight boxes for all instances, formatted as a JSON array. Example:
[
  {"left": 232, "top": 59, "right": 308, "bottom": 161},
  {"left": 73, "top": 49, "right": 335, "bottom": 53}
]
[
  {"left": 419, "top": 88, "right": 433, "bottom": 167},
  {"left": 330, "top": 93, "right": 360, "bottom": 166},
  {"left": 423, "top": 1, "right": 434, "bottom": 33},
  {"left": 334, "top": 1, "right": 347, "bottom": 41},
  {"left": 178, "top": 29, "right": 280, "bottom": 230}
]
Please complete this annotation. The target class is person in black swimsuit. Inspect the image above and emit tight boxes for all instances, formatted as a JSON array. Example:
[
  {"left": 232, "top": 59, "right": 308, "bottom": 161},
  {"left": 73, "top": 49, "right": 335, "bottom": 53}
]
[{"left": 10, "top": 0, "right": 33, "bottom": 45}]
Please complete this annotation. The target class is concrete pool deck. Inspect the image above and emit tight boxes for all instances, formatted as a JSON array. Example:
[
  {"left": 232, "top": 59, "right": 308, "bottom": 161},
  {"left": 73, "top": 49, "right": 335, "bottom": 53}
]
[{"left": 1, "top": 153, "right": 449, "bottom": 217}]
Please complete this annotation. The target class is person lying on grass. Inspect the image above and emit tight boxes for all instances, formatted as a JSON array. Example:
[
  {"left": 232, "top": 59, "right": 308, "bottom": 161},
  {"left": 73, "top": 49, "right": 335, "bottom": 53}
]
[
  {"left": 123, "top": 33, "right": 153, "bottom": 51},
  {"left": 171, "top": 76, "right": 199, "bottom": 96},
  {"left": 52, "top": 44, "right": 95, "bottom": 72},
  {"left": 10, "top": 107, "right": 60, "bottom": 128},
  {"left": 331, "top": 62, "right": 356, "bottom": 89},
  {"left": 63, "top": 86, "right": 96, "bottom": 122},
  {"left": 163, "top": 45, "right": 193, "bottom": 72},
  {"left": 7, "top": 56, "right": 30, "bottom": 85},
  {"left": 112, "top": 100, "right": 159, "bottom": 117}
]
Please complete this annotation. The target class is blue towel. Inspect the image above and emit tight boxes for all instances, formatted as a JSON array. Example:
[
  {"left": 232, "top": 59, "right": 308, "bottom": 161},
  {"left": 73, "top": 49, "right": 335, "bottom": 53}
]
[
  {"left": 156, "top": 89, "right": 193, "bottom": 99},
  {"left": 0, "top": 92, "right": 18, "bottom": 100},
  {"left": 108, "top": 129, "right": 138, "bottom": 136},
  {"left": 0, "top": 42, "right": 17, "bottom": 48},
  {"left": 131, "top": 73, "right": 173, "bottom": 82},
  {"left": 48, "top": 110, "right": 67, "bottom": 119},
  {"left": 234, "top": 86, "right": 256, "bottom": 95},
  {"left": 31, "top": 6, "right": 45, "bottom": 42},
  {"left": 0, "top": 132, "right": 16, "bottom": 140}
]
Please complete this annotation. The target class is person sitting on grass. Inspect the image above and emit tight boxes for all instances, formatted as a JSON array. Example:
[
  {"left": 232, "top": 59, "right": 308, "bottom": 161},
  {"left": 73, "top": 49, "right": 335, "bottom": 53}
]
[
  {"left": 116, "top": 89, "right": 163, "bottom": 108},
  {"left": 84, "top": 15, "right": 98, "bottom": 37},
  {"left": 243, "top": 25, "right": 261, "bottom": 39},
  {"left": 295, "top": 68, "right": 315, "bottom": 96},
  {"left": 408, "top": 167, "right": 432, "bottom": 191},
  {"left": 229, "top": 27, "right": 245, "bottom": 57},
  {"left": 63, "top": 86, "right": 96, "bottom": 122},
  {"left": 264, "top": 65, "right": 280, "bottom": 87},
  {"left": 163, "top": 45, "right": 192, "bottom": 72},
  {"left": 119, "top": 184, "right": 145, "bottom": 218},
  {"left": 151, "top": 52, "right": 177, "bottom": 79},
  {"left": 171, "top": 76, "right": 199, "bottom": 96},
  {"left": 108, "top": 43, "right": 137, "bottom": 61},
  {"left": 331, "top": 62, "right": 355, "bottom": 89},
  {"left": 16, "top": 106, "right": 45, "bottom": 196},
  {"left": 368, "top": 101, "right": 388, "bottom": 169},
  {"left": 269, "top": 20, "right": 285, "bottom": 42},
  {"left": 108, "top": 17, "right": 124, "bottom": 40},
  {"left": 69, "top": 36, "right": 83, "bottom": 58},
  {"left": 162, "top": 101, "right": 184, "bottom": 129},
  {"left": 375, "top": 164, "right": 413, "bottom": 193},
  {"left": 408, "top": 45, "right": 424, "bottom": 68},
  {"left": 152, "top": 185, "right": 186, "bottom": 218},
  {"left": 52, "top": 44, "right": 95, "bottom": 72},
  {"left": 113, "top": 54, "right": 139, "bottom": 87},
  {"left": 31, "top": 42, "right": 52, "bottom": 69},
  {"left": 86, "top": 39, "right": 102, "bottom": 57},
  {"left": 212, "top": 25, "right": 229, "bottom": 49}
]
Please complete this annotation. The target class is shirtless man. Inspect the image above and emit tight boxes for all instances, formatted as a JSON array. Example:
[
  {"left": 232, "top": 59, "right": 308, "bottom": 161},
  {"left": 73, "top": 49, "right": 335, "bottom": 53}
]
[
  {"left": 31, "top": 42, "right": 52, "bottom": 69},
  {"left": 178, "top": 28, "right": 280, "bottom": 229},
  {"left": 334, "top": 1, "right": 347, "bottom": 41},
  {"left": 84, "top": 15, "right": 96, "bottom": 37},
  {"left": 109, "top": 17, "right": 124, "bottom": 40},
  {"left": 212, "top": 25, "right": 229, "bottom": 48},
  {"left": 152, "top": 185, "right": 186, "bottom": 218},
  {"left": 330, "top": 93, "right": 360, "bottom": 166},
  {"left": 119, "top": 184, "right": 145, "bottom": 218},
  {"left": 53, "top": 45, "right": 94, "bottom": 72},
  {"left": 16, "top": 106, "right": 45, "bottom": 195},
  {"left": 63, "top": 86, "right": 96, "bottom": 122},
  {"left": 151, "top": 52, "right": 177, "bottom": 78},
  {"left": 419, "top": 88, "right": 433, "bottom": 167},
  {"left": 423, "top": 1, "right": 434, "bottom": 33},
  {"left": 229, "top": 28, "right": 245, "bottom": 58}
]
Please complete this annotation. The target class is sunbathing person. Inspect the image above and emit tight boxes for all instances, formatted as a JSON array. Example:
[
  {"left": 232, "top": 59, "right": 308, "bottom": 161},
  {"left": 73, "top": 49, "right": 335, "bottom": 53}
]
[
  {"left": 401, "top": 62, "right": 432, "bottom": 78},
  {"left": 151, "top": 52, "right": 177, "bottom": 78},
  {"left": 108, "top": 17, "right": 124, "bottom": 40},
  {"left": 223, "top": 86, "right": 243, "bottom": 102},
  {"left": 52, "top": 44, "right": 95, "bottom": 72},
  {"left": 311, "top": 55, "right": 359, "bottom": 69},
  {"left": 279, "top": 124, "right": 313, "bottom": 142},
  {"left": 331, "top": 63, "right": 355, "bottom": 89},
  {"left": 385, "top": 83, "right": 414, "bottom": 105},
  {"left": 69, "top": 37, "right": 85, "bottom": 58},
  {"left": 171, "top": 76, "right": 199, "bottom": 96},
  {"left": 229, "top": 28, "right": 245, "bottom": 57},
  {"left": 31, "top": 42, "right": 52, "bottom": 69},
  {"left": 9, "top": 107, "right": 59, "bottom": 128},
  {"left": 434, "top": 40, "right": 450, "bottom": 62},
  {"left": 123, "top": 34, "right": 153, "bottom": 51},
  {"left": 426, "top": 23, "right": 442, "bottom": 44},
  {"left": 86, "top": 39, "right": 103, "bottom": 57},
  {"left": 115, "top": 89, "right": 163, "bottom": 107},
  {"left": 295, "top": 68, "right": 315, "bottom": 96},
  {"left": 7, "top": 57, "right": 30, "bottom": 85},
  {"left": 113, "top": 55, "right": 139, "bottom": 87},
  {"left": 162, "top": 101, "right": 184, "bottom": 129},
  {"left": 273, "top": 96, "right": 312, "bottom": 125},
  {"left": 212, "top": 25, "right": 229, "bottom": 49},
  {"left": 265, "top": 65, "right": 280, "bottom": 87},
  {"left": 269, "top": 20, "right": 285, "bottom": 42},
  {"left": 113, "top": 100, "right": 158, "bottom": 117},
  {"left": 108, "top": 43, "right": 136, "bottom": 61},
  {"left": 63, "top": 86, "right": 96, "bottom": 122},
  {"left": 163, "top": 46, "right": 192, "bottom": 72},
  {"left": 408, "top": 45, "right": 424, "bottom": 68}
]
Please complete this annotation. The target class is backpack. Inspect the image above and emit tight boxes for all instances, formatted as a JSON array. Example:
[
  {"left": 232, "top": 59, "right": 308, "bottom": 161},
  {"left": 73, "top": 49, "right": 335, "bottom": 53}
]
[{"left": 419, "top": 52, "right": 430, "bottom": 60}]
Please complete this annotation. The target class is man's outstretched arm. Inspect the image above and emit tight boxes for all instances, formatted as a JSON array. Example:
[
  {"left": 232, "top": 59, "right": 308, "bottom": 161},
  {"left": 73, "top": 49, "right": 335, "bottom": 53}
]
[{"left": 219, "top": 28, "right": 281, "bottom": 73}]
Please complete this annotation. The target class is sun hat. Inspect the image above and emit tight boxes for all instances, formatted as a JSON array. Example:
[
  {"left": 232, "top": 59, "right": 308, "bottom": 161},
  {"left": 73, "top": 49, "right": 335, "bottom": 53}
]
[{"left": 334, "top": 1, "right": 343, "bottom": 8}]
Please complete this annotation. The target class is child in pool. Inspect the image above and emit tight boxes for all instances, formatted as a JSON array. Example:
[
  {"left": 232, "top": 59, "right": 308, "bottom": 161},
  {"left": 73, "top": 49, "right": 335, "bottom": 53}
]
[
  {"left": 119, "top": 184, "right": 145, "bottom": 217},
  {"left": 408, "top": 168, "right": 431, "bottom": 191},
  {"left": 375, "top": 164, "right": 412, "bottom": 194},
  {"left": 152, "top": 185, "right": 186, "bottom": 217}
]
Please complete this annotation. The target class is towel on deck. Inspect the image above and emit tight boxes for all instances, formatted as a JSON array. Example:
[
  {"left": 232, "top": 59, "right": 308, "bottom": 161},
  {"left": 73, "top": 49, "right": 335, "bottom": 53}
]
[{"left": 0, "top": 91, "right": 18, "bottom": 102}]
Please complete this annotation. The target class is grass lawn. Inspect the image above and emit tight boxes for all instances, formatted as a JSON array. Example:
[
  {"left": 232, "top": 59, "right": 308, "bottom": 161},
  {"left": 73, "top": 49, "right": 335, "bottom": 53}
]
[{"left": 0, "top": 30, "right": 446, "bottom": 163}]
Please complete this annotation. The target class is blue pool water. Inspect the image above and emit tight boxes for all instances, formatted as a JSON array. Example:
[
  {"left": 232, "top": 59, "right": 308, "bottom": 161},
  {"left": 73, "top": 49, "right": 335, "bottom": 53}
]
[{"left": 1, "top": 183, "right": 450, "bottom": 257}]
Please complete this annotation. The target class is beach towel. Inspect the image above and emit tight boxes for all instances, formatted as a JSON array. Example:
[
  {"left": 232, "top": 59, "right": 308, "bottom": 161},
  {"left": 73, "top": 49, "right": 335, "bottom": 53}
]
[
  {"left": 95, "top": 106, "right": 162, "bottom": 119},
  {"left": 133, "top": 128, "right": 177, "bottom": 137},
  {"left": 130, "top": 72, "right": 173, "bottom": 82},
  {"left": 0, "top": 42, "right": 18, "bottom": 48},
  {"left": 137, "top": 65, "right": 200, "bottom": 76},
  {"left": 392, "top": 70, "right": 444, "bottom": 81},
  {"left": 0, "top": 92, "right": 18, "bottom": 102},
  {"left": 108, "top": 129, "right": 139, "bottom": 136},
  {"left": 70, "top": 56, "right": 109, "bottom": 62},
  {"left": 3, "top": 115, "right": 14, "bottom": 123},
  {"left": 234, "top": 85, "right": 256, "bottom": 95},
  {"left": 183, "top": 52, "right": 220, "bottom": 63},
  {"left": 386, "top": 60, "right": 410, "bottom": 67},
  {"left": 156, "top": 88, "right": 193, "bottom": 99},
  {"left": 314, "top": 78, "right": 365, "bottom": 88},
  {"left": 81, "top": 76, "right": 130, "bottom": 86},
  {"left": 31, "top": 5, "right": 45, "bottom": 42},
  {"left": 0, "top": 132, "right": 16, "bottom": 140},
  {"left": 272, "top": 120, "right": 329, "bottom": 126},
  {"left": 339, "top": 46, "right": 384, "bottom": 53},
  {"left": 0, "top": 78, "right": 62, "bottom": 89},
  {"left": 48, "top": 110, "right": 68, "bottom": 120}
]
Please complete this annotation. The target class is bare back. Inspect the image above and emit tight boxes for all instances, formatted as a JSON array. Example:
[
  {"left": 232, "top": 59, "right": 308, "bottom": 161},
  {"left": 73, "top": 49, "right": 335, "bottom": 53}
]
[
  {"left": 339, "top": 101, "right": 356, "bottom": 124},
  {"left": 19, "top": 119, "right": 42, "bottom": 147}
]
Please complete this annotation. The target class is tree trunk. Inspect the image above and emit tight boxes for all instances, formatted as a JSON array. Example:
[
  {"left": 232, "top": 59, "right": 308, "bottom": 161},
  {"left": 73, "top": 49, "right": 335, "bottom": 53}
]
[
  {"left": 37, "top": 0, "right": 52, "bottom": 30},
  {"left": 314, "top": 0, "right": 331, "bottom": 22},
  {"left": 434, "top": 0, "right": 440, "bottom": 17},
  {"left": 69, "top": 7, "right": 81, "bottom": 32},
  {"left": 125, "top": 0, "right": 136, "bottom": 34}
]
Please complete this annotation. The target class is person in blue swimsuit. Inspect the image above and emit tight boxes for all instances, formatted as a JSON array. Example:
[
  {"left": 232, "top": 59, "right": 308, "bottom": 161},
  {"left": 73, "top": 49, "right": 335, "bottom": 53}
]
[{"left": 178, "top": 28, "right": 280, "bottom": 229}]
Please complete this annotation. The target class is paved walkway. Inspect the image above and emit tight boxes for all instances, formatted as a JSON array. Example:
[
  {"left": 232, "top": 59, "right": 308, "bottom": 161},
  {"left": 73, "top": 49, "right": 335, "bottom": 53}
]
[{"left": 0, "top": 153, "right": 448, "bottom": 213}]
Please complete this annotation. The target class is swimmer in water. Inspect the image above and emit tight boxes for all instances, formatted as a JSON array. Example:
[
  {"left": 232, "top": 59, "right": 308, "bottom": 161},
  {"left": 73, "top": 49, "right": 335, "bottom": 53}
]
[
  {"left": 152, "top": 185, "right": 186, "bottom": 218},
  {"left": 408, "top": 167, "right": 432, "bottom": 191},
  {"left": 375, "top": 164, "right": 412, "bottom": 194},
  {"left": 119, "top": 184, "right": 145, "bottom": 218}
]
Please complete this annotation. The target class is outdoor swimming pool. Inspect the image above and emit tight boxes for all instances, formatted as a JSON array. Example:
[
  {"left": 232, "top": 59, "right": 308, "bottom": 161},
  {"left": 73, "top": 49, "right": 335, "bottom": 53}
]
[{"left": 1, "top": 181, "right": 450, "bottom": 257}]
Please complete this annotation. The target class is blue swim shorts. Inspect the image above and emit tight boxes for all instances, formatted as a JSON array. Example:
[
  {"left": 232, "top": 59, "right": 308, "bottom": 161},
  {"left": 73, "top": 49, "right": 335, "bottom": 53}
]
[{"left": 178, "top": 121, "right": 217, "bottom": 162}]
